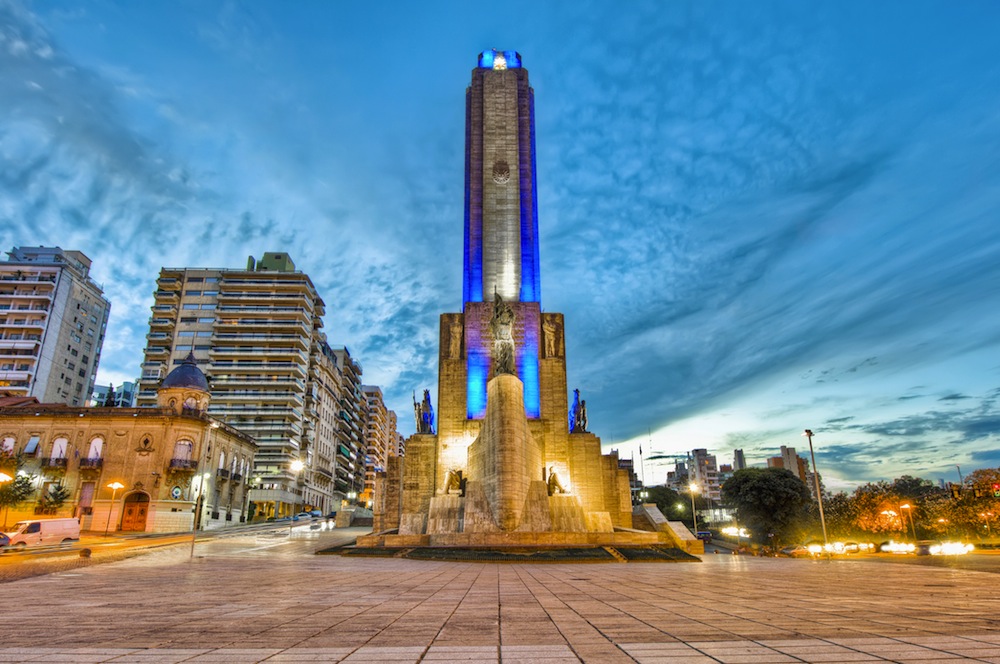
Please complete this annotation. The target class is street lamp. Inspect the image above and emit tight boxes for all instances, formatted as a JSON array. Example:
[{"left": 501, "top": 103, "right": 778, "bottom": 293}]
[
  {"left": 803, "top": 429, "right": 828, "bottom": 549},
  {"left": 190, "top": 472, "right": 211, "bottom": 559},
  {"left": 104, "top": 482, "right": 125, "bottom": 537},
  {"left": 688, "top": 483, "right": 700, "bottom": 534},
  {"left": 980, "top": 512, "right": 993, "bottom": 537},
  {"left": 900, "top": 503, "right": 917, "bottom": 540},
  {"left": 0, "top": 472, "right": 12, "bottom": 530}
]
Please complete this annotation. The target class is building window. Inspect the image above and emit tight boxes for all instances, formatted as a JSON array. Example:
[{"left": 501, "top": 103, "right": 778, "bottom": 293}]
[
  {"left": 88, "top": 437, "right": 104, "bottom": 459},
  {"left": 1, "top": 436, "right": 14, "bottom": 453},
  {"left": 185, "top": 290, "right": 202, "bottom": 296},
  {"left": 23, "top": 435, "right": 40, "bottom": 455},
  {"left": 50, "top": 437, "right": 68, "bottom": 460},
  {"left": 173, "top": 440, "right": 193, "bottom": 461},
  {"left": 183, "top": 303, "right": 199, "bottom": 310}
]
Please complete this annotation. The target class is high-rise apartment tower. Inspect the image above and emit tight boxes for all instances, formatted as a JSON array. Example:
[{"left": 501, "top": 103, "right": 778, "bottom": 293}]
[
  {"left": 0, "top": 247, "right": 109, "bottom": 406},
  {"left": 137, "top": 252, "right": 365, "bottom": 517}
]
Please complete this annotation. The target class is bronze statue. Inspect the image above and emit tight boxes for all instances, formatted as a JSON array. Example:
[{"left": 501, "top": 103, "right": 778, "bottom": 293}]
[
  {"left": 489, "top": 291, "right": 516, "bottom": 375},
  {"left": 570, "top": 389, "right": 588, "bottom": 433},
  {"left": 440, "top": 468, "right": 463, "bottom": 495},
  {"left": 547, "top": 466, "right": 567, "bottom": 495}
]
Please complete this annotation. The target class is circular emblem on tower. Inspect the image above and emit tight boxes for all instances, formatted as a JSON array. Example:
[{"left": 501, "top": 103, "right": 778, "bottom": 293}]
[{"left": 492, "top": 160, "right": 511, "bottom": 185}]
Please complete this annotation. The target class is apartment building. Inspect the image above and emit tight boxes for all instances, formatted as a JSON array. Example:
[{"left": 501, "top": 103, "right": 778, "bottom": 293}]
[
  {"left": 361, "top": 385, "right": 401, "bottom": 505},
  {"left": 91, "top": 381, "right": 138, "bottom": 407},
  {"left": 330, "top": 346, "right": 366, "bottom": 501},
  {"left": 136, "top": 252, "right": 347, "bottom": 518},
  {"left": 689, "top": 448, "right": 722, "bottom": 503},
  {"left": 767, "top": 445, "right": 808, "bottom": 483},
  {"left": 0, "top": 247, "right": 110, "bottom": 406}
]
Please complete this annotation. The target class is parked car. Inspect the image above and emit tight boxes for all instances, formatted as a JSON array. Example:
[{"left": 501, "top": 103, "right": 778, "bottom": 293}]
[
  {"left": 779, "top": 545, "right": 812, "bottom": 558},
  {"left": 696, "top": 531, "right": 713, "bottom": 542},
  {"left": 0, "top": 532, "right": 9, "bottom": 549}
]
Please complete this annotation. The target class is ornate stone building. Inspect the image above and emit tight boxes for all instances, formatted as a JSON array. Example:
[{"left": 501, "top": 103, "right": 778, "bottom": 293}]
[{"left": 0, "top": 355, "right": 255, "bottom": 533}]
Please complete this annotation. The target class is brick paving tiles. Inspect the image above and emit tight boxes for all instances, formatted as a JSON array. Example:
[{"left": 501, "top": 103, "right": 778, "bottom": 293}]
[{"left": 0, "top": 530, "right": 996, "bottom": 662}]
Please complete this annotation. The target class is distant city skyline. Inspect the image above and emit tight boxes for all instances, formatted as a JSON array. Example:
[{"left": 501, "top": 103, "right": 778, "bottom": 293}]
[{"left": 2, "top": 1, "right": 998, "bottom": 491}]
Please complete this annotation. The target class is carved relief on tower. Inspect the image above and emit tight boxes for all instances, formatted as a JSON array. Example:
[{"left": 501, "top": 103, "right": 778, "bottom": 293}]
[
  {"left": 541, "top": 314, "right": 564, "bottom": 359},
  {"left": 441, "top": 314, "right": 464, "bottom": 360},
  {"left": 492, "top": 160, "right": 511, "bottom": 185}
]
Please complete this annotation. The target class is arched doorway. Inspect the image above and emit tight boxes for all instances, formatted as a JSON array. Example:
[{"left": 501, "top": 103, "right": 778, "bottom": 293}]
[{"left": 120, "top": 492, "right": 150, "bottom": 532}]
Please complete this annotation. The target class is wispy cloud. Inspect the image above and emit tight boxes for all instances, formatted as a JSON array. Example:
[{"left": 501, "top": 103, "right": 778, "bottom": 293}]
[{"left": 2, "top": 0, "right": 999, "bottom": 487}]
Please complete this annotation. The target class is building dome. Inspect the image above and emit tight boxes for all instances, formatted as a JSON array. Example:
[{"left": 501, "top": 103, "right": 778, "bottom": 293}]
[{"left": 160, "top": 352, "right": 210, "bottom": 392}]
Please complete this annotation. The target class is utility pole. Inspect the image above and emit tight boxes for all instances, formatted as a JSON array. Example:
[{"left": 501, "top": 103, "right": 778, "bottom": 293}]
[{"left": 804, "top": 429, "right": 828, "bottom": 549}]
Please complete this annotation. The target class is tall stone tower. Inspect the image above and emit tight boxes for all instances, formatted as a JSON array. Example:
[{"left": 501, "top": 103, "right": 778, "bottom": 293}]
[{"left": 366, "top": 51, "right": 694, "bottom": 551}]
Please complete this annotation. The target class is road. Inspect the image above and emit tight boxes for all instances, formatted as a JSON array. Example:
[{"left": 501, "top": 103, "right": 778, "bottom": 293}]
[
  {"left": 0, "top": 519, "right": 362, "bottom": 581},
  {"left": 1, "top": 533, "right": 999, "bottom": 662},
  {"left": 705, "top": 542, "right": 1000, "bottom": 574}
]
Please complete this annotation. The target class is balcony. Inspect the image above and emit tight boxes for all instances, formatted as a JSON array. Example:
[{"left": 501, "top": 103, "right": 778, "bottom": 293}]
[
  {"left": 169, "top": 458, "right": 199, "bottom": 470},
  {"left": 232, "top": 472, "right": 243, "bottom": 482},
  {"left": 42, "top": 457, "right": 68, "bottom": 469},
  {"left": 148, "top": 317, "right": 175, "bottom": 328},
  {"left": 79, "top": 457, "right": 103, "bottom": 469},
  {"left": 216, "top": 468, "right": 231, "bottom": 480}
]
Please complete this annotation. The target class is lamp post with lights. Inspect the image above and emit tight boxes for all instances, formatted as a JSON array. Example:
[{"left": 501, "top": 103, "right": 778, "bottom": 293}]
[
  {"left": 104, "top": 481, "right": 125, "bottom": 537},
  {"left": 0, "top": 472, "right": 12, "bottom": 529},
  {"left": 688, "top": 483, "right": 700, "bottom": 534},
  {"left": 803, "top": 429, "right": 828, "bottom": 549},
  {"left": 899, "top": 503, "right": 917, "bottom": 540}
]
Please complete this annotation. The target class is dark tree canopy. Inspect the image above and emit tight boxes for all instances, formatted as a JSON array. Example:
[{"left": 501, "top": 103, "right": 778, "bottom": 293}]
[{"left": 721, "top": 468, "right": 812, "bottom": 546}]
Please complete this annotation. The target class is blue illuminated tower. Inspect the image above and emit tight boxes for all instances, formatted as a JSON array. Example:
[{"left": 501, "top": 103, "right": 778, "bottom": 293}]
[
  {"left": 463, "top": 49, "right": 541, "bottom": 305},
  {"left": 459, "top": 49, "right": 543, "bottom": 421}
]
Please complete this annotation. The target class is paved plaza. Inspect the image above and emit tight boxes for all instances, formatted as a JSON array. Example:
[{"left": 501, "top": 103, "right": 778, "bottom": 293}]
[{"left": 0, "top": 530, "right": 998, "bottom": 663}]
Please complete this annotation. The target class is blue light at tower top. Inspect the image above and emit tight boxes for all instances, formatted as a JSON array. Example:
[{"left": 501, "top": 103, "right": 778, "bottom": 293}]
[{"left": 478, "top": 49, "right": 522, "bottom": 70}]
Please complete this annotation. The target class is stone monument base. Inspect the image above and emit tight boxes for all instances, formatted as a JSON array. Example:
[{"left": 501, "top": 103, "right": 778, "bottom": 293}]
[{"left": 356, "top": 528, "right": 679, "bottom": 549}]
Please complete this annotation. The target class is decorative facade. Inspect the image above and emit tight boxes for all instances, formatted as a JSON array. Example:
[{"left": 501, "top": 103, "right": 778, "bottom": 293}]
[{"left": 0, "top": 355, "right": 256, "bottom": 533}]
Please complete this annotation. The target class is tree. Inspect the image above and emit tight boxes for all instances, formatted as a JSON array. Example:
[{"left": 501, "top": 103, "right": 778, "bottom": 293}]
[
  {"left": 40, "top": 483, "right": 71, "bottom": 513},
  {"left": 103, "top": 384, "right": 116, "bottom": 407},
  {"left": 0, "top": 474, "right": 35, "bottom": 529},
  {"left": 721, "top": 468, "right": 812, "bottom": 547}
]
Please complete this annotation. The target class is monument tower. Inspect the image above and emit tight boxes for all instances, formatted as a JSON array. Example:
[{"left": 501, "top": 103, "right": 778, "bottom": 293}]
[{"left": 365, "top": 51, "right": 695, "bottom": 551}]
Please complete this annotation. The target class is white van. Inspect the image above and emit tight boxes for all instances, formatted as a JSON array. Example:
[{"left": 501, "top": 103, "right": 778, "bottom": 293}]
[{"left": 5, "top": 517, "right": 81, "bottom": 548}]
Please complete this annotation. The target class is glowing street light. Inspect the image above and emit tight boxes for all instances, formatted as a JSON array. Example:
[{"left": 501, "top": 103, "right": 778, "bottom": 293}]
[
  {"left": 688, "top": 483, "right": 700, "bottom": 534},
  {"left": 0, "top": 472, "right": 13, "bottom": 529},
  {"left": 899, "top": 503, "right": 917, "bottom": 540},
  {"left": 104, "top": 482, "right": 125, "bottom": 537},
  {"left": 190, "top": 472, "right": 212, "bottom": 558},
  {"left": 290, "top": 459, "right": 305, "bottom": 473},
  {"left": 803, "top": 429, "right": 828, "bottom": 549}
]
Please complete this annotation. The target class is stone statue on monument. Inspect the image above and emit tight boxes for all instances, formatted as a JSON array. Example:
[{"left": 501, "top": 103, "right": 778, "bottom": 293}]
[
  {"left": 570, "top": 388, "right": 588, "bottom": 433},
  {"left": 489, "top": 290, "right": 516, "bottom": 375},
  {"left": 547, "top": 466, "right": 567, "bottom": 495},
  {"left": 414, "top": 389, "right": 436, "bottom": 434},
  {"left": 440, "top": 468, "right": 463, "bottom": 495}
]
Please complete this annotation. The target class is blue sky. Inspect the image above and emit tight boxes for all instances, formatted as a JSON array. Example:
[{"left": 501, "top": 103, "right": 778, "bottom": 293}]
[{"left": 2, "top": 1, "right": 998, "bottom": 491}]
